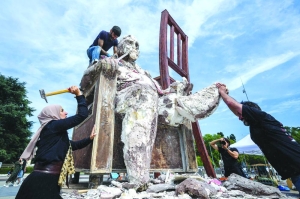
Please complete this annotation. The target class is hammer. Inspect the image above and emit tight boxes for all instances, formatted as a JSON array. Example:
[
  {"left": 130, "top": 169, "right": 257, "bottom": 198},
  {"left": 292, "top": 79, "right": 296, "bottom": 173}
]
[{"left": 39, "top": 88, "right": 70, "bottom": 103}]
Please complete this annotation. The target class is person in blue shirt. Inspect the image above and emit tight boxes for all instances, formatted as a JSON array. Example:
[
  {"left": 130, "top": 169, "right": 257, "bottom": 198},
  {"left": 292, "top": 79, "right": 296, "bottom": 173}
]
[
  {"left": 216, "top": 82, "right": 300, "bottom": 197},
  {"left": 87, "top": 26, "right": 121, "bottom": 65}
]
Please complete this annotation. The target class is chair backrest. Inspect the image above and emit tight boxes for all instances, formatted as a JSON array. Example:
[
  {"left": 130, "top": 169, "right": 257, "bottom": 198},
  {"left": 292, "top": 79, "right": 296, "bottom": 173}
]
[
  {"left": 155, "top": 9, "right": 190, "bottom": 89},
  {"left": 156, "top": 9, "right": 216, "bottom": 178}
]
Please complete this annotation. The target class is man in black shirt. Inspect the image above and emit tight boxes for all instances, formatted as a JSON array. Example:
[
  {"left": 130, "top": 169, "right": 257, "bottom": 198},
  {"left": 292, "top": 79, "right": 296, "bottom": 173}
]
[
  {"left": 210, "top": 137, "right": 245, "bottom": 177},
  {"left": 216, "top": 82, "right": 300, "bottom": 196}
]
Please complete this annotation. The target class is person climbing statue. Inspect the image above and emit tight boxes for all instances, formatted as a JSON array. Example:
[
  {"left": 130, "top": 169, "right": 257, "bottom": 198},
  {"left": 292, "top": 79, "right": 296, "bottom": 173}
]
[{"left": 87, "top": 26, "right": 121, "bottom": 65}]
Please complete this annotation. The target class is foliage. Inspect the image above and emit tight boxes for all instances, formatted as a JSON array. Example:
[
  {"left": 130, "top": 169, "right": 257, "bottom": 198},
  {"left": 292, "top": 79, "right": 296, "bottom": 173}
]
[
  {"left": 25, "top": 166, "right": 34, "bottom": 173},
  {"left": 284, "top": 126, "right": 300, "bottom": 143},
  {"left": 227, "top": 134, "right": 236, "bottom": 142},
  {"left": 0, "top": 74, "right": 35, "bottom": 163},
  {"left": 196, "top": 156, "right": 203, "bottom": 166},
  {"left": 0, "top": 166, "right": 33, "bottom": 174},
  {"left": 0, "top": 167, "right": 13, "bottom": 174},
  {"left": 217, "top": 132, "right": 224, "bottom": 137},
  {"left": 239, "top": 154, "right": 265, "bottom": 165}
]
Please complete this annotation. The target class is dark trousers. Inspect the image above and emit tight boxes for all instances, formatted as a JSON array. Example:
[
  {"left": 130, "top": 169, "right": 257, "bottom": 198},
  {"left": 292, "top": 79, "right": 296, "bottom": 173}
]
[{"left": 225, "top": 165, "right": 246, "bottom": 178}]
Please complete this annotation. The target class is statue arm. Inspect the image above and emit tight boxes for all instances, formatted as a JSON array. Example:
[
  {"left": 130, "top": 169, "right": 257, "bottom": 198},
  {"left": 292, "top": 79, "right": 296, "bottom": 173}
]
[
  {"left": 80, "top": 58, "right": 119, "bottom": 93},
  {"left": 175, "top": 83, "right": 221, "bottom": 122}
]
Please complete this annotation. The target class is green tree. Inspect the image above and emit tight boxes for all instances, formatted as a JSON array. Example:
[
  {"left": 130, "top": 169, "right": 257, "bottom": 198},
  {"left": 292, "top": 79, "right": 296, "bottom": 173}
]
[
  {"left": 228, "top": 134, "right": 236, "bottom": 142},
  {"left": 239, "top": 154, "right": 265, "bottom": 166},
  {"left": 284, "top": 126, "right": 300, "bottom": 143},
  {"left": 0, "top": 74, "right": 35, "bottom": 163},
  {"left": 217, "top": 132, "right": 224, "bottom": 137}
]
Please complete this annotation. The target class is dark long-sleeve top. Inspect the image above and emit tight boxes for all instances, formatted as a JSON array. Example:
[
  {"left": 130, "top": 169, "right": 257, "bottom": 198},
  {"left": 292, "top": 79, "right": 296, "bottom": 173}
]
[{"left": 35, "top": 95, "right": 90, "bottom": 165}]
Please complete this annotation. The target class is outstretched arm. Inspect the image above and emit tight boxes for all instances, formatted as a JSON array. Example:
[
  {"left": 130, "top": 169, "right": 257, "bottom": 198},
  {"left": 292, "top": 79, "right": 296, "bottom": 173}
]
[
  {"left": 49, "top": 86, "right": 88, "bottom": 132},
  {"left": 216, "top": 83, "right": 243, "bottom": 118},
  {"left": 209, "top": 138, "right": 222, "bottom": 151},
  {"left": 71, "top": 125, "right": 97, "bottom": 150}
]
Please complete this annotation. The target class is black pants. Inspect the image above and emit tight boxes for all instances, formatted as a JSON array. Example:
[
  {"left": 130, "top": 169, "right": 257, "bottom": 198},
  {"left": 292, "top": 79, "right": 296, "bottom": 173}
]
[
  {"left": 225, "top": 165, "right": 246, "bottom": 178},
  {"left": 16, "top": 171, "right": 62, "bottom": 199}
]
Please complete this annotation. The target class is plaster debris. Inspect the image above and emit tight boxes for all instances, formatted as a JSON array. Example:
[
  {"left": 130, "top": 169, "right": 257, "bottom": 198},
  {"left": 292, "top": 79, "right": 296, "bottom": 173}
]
[
  {"left": 223, "top": 174, "right": 287, "bottom": 198},
  {"left": 61, "top": 173, "right": 296, "bottom": 199},
  {"left": 97, "top": 185, "right": 122, "bottom": 198},
  {"left": 176, "top": 178, "right": 217, "bottom": 198},
  {"left": 146, "top": 184, "right": 176, "bottom": 193}
]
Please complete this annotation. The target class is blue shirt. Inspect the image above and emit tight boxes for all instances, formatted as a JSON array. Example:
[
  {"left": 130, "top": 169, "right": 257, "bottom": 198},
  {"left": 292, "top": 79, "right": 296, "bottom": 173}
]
[{"left": 89, "top": 30, "right": 118, "bottom": 55}]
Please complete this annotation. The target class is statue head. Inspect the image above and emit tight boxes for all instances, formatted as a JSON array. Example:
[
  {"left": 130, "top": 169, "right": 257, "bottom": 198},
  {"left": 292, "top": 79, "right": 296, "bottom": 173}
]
[{"left": 117, "top": 35, "right": 140, "bottom": 62}]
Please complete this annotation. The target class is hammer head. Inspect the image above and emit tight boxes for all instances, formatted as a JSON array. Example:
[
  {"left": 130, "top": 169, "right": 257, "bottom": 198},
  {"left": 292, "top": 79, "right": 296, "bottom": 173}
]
[{"left": 39, "top": 89, "right": 48, "bottom": 103}]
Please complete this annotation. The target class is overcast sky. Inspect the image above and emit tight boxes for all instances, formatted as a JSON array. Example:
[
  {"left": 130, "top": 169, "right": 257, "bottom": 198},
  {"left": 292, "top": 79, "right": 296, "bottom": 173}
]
[{"left": 1, "top": 0, "right": 300, "bottom": 142}]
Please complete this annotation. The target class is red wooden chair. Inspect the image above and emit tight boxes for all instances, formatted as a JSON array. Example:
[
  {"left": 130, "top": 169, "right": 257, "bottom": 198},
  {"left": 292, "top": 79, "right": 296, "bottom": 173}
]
[{"left": 155, "top": 9, "right": 215, "bottom": 178}]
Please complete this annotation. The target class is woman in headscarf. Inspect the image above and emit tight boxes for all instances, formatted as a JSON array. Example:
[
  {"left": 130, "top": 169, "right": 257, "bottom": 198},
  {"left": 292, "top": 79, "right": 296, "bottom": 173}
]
[{"left": 16, "top": 86, "right": 96, "bottom": 199}]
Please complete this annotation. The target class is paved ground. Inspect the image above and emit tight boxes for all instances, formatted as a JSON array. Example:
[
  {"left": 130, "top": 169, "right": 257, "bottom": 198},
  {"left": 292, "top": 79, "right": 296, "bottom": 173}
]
[
  {"left": 0, "top": 174, "right": 93, "bottom": 199},
  {"left": 0, "top": 174, "right": 22, "bottom": 199},
  {"left": 0, "top": 174, "right": 299, "bottom": 199}
]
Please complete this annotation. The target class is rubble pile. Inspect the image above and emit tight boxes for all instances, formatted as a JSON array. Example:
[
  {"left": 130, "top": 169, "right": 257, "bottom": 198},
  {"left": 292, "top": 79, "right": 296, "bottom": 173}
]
[{"left": 61, "top": 173, "right": 294, "bottom": 199}]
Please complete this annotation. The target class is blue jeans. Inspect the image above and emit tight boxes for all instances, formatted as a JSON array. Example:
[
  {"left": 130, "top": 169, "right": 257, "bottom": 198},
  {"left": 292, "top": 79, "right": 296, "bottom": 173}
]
[
  {"left": 291, "top": 175, "right": 300, "bottom": 196},
  {"left": 87, "top": 46, "right": 101, "bottom": 63}
]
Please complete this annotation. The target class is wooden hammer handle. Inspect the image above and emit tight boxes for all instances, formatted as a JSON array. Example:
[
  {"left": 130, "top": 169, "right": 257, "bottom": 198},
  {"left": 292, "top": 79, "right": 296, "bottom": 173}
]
[{"left": 45, "top": 89, "right": 69, "bottom": 96}]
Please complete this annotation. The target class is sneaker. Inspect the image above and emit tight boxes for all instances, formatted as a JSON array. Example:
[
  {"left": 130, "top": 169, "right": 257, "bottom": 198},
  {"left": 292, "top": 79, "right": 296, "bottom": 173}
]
[
  {"left": 92, "top": 59, "right": 99, "bottom": 65},
  {"left": 88, "top": 59, "right": 99, "bottom": 68},
  {"left": 3, "top": 183, "right": 9, "bottom": 187},
  {"left": 13, "top": 183, "right": 19, "bottom": 187}
]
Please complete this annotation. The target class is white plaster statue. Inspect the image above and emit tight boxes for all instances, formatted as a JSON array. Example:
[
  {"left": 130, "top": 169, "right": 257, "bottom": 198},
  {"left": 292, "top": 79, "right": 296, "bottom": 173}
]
[{"left": 80, "top": 35, "right": 221, "bottom": 187}]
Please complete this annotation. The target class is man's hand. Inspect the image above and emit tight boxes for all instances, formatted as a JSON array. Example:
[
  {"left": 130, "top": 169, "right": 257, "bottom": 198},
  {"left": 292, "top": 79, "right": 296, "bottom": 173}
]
[
  {"left": 90, "top": 125, "right": 97, "bottom": 140},
  {"left": 68, "top": 86, "right": 81, "bottom": 96},
  {"left": 216, "top": 83, "right": 229, "bottom": 94},
  {"left": 216, "top": 83, "right": 242, "bottom": 118}
]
